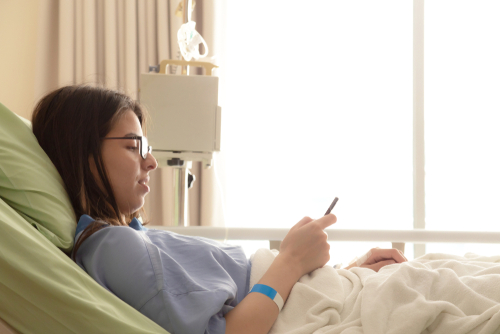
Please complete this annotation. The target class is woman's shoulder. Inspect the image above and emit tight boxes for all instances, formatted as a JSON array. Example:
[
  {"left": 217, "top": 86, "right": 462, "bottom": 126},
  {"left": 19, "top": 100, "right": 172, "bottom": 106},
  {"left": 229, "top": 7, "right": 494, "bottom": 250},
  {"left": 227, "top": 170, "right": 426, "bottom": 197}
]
[
  {"left": 74, "top": 217, "right": 160, "bottom": 311},
  {"left": 76, "top": 214, "right": 146, "bottom": 234},
  {"left": 75, "top": 215, "right": 146, "bottom": 249}
]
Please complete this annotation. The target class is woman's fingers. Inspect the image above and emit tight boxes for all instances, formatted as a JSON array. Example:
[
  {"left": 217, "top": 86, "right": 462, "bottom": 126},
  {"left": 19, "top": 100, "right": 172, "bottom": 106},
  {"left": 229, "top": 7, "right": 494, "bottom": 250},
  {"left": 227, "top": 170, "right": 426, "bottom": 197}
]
[
  {"left": 290, "top": 214, "right": 337, "bottom": 234},
  {"left": 314, "top": 214, "right": 337, "bottom": 230},
  {"left": 291, "top": 216, "right": 314, "bottom": 231},
  {"left": 280, "top": 214, "right": 337, "bottom": 276},
  {"left": 363, "top": 259, "right": 396, "bottom": 272},
  {"left": 364, "top": 248, "right": 407, "bottom": 265},
  {"left": 343, "top": 248, "right": 408, "bottom": 271}
]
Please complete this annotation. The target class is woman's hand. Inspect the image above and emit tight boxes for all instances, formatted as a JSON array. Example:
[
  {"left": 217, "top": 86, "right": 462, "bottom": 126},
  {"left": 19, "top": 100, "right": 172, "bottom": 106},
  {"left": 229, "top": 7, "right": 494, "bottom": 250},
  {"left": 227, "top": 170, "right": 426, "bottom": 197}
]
[
  {"left": 278, "top": 214, "right": 337, "bottom": 278},
  {"left": 225, "top": 214, "right": 337, "bottom": 334},
  {"left": 344, "top": 248, "right": 407, "bottom": 272}
]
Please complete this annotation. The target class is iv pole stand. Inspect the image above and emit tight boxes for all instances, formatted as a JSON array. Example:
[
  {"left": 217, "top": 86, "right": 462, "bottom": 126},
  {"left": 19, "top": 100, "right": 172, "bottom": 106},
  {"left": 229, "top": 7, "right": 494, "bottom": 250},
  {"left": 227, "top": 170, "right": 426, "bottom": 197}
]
[
  {"left": 154, "top": 0, "right": 216, "bottom": 227},
  {"left": 167, "top": 158, "right": 191, "bottom": 227},
  {"left": 167, "top": 0, "right": 193, "bottom": 226},
  {"left": 181, "top": 0, "right": 192, "bottom": 76}
]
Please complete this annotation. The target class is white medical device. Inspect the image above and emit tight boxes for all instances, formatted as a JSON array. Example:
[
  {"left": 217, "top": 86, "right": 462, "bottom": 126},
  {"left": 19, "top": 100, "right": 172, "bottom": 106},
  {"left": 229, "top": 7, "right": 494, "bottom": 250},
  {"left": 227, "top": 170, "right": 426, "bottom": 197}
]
[
  {"left": 139, "top": 59, "right": 221, "bottom": 227},
  {"left": 140, "top": 60, "right": 221, "bottom": 168}
]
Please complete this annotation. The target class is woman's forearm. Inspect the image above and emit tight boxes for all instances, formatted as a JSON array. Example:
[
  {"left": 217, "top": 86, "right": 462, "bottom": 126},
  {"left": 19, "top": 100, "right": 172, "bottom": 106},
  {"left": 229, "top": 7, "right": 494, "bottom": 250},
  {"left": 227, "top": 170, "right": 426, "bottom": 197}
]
[
  {"left": 225, "top": 214, "right": 336, "bottom": 333},
  {"left": 224, "top": 253, "right": 301, "bottom": 334}
]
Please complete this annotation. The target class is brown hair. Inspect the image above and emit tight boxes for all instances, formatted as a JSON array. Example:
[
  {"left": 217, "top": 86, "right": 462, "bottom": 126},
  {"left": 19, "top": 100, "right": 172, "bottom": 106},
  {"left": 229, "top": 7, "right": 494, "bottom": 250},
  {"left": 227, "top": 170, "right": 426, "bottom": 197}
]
[{"left": 31, "top": 85, "right": 148, "bottom": 257}]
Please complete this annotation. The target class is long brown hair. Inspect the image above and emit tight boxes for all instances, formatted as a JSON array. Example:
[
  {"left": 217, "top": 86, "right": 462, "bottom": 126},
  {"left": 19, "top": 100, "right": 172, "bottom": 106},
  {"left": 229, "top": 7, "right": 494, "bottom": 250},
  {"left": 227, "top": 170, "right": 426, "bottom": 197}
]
[{"left": 31, "top": 85, "right": 148, "bottom": 256}]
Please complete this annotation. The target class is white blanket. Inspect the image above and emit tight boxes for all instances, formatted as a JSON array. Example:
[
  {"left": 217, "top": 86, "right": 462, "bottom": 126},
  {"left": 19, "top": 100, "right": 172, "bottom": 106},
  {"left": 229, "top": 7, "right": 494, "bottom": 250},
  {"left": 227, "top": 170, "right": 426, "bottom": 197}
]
[{"left": 249, "top": 249, "right": 500, "bottom": 334}]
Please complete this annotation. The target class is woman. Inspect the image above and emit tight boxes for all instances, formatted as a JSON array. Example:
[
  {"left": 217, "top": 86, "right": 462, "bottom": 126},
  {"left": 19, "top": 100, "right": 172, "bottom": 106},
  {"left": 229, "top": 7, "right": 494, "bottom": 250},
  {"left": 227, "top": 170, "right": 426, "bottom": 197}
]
[{"left": 32, "top": 85, "right": 406, "bottom": 334}]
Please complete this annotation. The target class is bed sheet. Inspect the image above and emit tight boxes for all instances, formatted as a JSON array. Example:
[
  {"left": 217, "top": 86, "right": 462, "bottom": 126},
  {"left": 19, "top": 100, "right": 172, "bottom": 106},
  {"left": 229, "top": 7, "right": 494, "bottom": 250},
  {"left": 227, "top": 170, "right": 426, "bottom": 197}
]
[{"left": 251, "top": 248, "right": 500, "bottom": 334}]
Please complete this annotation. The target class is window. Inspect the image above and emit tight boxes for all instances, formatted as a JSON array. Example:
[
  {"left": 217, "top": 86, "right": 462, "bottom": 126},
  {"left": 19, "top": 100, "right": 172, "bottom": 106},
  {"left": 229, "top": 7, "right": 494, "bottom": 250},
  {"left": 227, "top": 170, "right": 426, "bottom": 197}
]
[
  {"left": 220, "top": 1, "right": 500, "bottom": 264},
  {"left": 425, "top": 0, "right": 500, "bottom": 255}
]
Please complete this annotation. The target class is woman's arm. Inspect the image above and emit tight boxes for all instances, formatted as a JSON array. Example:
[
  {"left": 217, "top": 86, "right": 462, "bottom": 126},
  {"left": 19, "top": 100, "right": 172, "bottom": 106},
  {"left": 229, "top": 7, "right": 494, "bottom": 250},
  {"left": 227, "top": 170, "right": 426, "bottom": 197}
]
[{"left": 224, "top": 214, "right": 337, "bottom": 334}]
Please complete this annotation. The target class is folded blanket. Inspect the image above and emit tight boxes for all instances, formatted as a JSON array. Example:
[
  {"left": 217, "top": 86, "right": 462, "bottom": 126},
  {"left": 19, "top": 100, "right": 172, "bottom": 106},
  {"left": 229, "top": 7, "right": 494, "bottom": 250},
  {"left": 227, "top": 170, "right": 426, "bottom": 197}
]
[{"left": 250, "top": 249, "right": 500, "bottom": 334}]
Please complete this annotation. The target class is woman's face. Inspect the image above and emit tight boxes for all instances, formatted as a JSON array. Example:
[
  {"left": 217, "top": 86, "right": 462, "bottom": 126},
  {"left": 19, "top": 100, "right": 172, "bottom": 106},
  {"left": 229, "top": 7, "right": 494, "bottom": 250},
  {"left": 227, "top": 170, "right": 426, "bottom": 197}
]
[{"left": 97, "top": 109, "right": 158, "bottom": 219}]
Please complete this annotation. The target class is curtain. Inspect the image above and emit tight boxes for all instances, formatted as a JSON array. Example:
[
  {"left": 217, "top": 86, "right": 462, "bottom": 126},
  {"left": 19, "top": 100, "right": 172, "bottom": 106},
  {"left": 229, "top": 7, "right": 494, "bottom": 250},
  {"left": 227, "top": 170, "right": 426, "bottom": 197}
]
[{"left": 34, "top": 0, "right": 224, "bottom": 227}]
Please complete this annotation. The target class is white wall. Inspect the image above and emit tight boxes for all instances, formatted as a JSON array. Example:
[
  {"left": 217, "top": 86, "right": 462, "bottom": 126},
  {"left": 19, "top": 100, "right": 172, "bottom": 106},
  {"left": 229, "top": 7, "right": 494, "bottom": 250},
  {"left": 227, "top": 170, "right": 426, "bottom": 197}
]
[{"left": 0, "top": 0, "right": 40, "bottom": 119}]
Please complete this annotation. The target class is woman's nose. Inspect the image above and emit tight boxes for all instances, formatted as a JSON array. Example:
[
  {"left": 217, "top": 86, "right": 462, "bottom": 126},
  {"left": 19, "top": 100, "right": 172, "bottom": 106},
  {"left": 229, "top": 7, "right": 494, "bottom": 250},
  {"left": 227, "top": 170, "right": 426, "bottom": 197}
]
[{"left": 144, "top": 153, "right": 158, "bottom": 171}]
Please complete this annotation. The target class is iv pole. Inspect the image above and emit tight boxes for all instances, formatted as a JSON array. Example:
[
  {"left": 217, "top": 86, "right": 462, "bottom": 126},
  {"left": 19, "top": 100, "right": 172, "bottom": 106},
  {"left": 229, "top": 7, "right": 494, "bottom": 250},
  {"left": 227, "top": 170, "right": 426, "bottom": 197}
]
[
  {"left": 168, "top": 0, "right": 194, "bottom": 226},
  {"left": 182, "top": 0, "right": 192, "bottom": 75},
  {"left": 168, "top": 158, "right": 191, "bottom": 227},
  {"left": 144, "top": 0, "right": 217, "bottom": 227}
]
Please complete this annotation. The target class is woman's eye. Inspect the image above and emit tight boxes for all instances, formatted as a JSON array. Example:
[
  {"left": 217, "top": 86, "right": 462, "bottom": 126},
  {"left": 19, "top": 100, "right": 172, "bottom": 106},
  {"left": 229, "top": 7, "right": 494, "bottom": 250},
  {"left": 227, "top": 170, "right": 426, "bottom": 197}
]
[{"left": 127, "top": 146, "right": 138, "bottom": 151}]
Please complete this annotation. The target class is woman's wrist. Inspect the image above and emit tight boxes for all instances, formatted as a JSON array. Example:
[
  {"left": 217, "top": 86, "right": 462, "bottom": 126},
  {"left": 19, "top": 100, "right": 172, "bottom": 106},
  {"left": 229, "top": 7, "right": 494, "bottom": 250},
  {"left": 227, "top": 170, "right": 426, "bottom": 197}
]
[
  {"left": 273, "top": 252, "right": 305, "bottom": 281},
  {"left": 256, "top": 253, "right": 303, "bottom": 304},
  {"left": 224, "top": 251, "right": 302, "bottom": 334}
]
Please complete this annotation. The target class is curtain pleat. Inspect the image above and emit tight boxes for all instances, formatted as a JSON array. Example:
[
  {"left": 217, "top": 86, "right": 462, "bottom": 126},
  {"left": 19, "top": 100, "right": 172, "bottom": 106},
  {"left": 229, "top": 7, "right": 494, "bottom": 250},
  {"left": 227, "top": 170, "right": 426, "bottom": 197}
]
[
  {"left": 34, "top": 0, "right": 59, "bottom": 99},
  {"left": 198, "top": 0, "right": 226, "bottom": 227},
  {"left": 95, "top": 0, "right": 105, "bottom": 84},
  {"left": 168, "top": 0, "right": 182, "bottom": 72},
  {"left": 58, "top": 0, "right": 74, "bottom": 85},
  {"left": 116, "top": 1, "right": 125, "bottom": 90},
  {"left": 104, "top": 0, "right": 118, "bottom": 89},
  {"left": 83, "top": 0, "right": 97, "bottom": 82},
  {"left": 74, "top": 0, "right": 83, "bottom": 83},
  {"left": 137, "top": 1, "right": 148, "bottom": 75},
  {"left": 124, "top": 0, "right": 138, "bottom": 98},
  {"left": 146, "top": 0, "right": 158, "bottom": 67},
  {"left": 156, "top": 0, "right": 170, "bottom": 61}
]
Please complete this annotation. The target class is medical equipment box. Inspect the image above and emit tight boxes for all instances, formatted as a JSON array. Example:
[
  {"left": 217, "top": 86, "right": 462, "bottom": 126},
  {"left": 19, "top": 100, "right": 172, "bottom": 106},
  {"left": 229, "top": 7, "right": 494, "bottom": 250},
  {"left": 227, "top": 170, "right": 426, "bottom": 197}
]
[{"left": 139, "top": 73, "right": 221, "bottom": 158}]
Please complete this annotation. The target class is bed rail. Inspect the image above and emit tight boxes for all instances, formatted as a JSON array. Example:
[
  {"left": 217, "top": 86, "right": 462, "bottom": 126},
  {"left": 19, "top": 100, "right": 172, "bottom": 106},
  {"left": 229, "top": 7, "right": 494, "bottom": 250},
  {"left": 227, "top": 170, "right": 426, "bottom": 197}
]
[{"left": 149, "top": 226, "right": 500, "bottom": 253}]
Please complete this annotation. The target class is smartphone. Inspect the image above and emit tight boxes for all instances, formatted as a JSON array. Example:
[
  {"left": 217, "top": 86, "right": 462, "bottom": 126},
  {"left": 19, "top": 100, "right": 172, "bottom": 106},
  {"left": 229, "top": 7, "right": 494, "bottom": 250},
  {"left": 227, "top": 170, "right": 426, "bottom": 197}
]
[{"left": 324, "top": 197, "right": 339, "bottom": 216}]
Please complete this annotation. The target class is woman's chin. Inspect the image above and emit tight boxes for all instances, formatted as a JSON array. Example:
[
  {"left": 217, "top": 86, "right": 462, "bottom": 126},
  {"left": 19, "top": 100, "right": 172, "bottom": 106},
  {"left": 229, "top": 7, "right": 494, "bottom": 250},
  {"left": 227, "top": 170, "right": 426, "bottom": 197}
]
[{"left": 122, "top": 200, "right": 146, "bottom": 217}]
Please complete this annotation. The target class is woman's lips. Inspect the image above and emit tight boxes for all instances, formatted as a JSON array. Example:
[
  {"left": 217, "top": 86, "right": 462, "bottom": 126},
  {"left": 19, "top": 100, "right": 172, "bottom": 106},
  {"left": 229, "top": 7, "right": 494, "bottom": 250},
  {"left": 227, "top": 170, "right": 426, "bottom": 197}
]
[{"left": 138, "top": 177, "right": 150, "bottom": 192}]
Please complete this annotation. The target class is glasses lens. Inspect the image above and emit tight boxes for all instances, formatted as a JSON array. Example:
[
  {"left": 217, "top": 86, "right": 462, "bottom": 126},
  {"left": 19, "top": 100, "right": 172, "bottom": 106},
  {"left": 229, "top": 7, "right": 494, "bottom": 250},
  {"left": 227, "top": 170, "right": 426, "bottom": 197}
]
[{"left": 142, "top": 136, "right": 148, "bottom": 159}]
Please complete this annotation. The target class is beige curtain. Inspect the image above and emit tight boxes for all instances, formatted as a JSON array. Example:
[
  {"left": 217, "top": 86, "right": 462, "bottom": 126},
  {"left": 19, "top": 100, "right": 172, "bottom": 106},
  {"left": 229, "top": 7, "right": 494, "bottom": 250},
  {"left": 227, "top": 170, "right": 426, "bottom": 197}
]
[{"left": 34, "top": 0, "right": 225, "bottom": 227}]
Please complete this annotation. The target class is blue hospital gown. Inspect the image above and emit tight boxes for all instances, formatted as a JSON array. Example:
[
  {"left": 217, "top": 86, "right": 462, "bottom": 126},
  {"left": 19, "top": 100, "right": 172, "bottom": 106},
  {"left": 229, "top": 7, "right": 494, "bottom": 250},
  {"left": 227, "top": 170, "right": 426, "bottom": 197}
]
[{"left": 73, "top": 215, "right": 251, "bottom": 334}]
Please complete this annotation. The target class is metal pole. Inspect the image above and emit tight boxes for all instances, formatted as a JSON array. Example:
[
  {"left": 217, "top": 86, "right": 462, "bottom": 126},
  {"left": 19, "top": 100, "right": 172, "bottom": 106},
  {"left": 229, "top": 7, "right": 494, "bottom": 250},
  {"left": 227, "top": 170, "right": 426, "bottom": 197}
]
[
  {"left": 172, "top": 167, "right": 188, "bottom": 226},
  {"left": 182, "top": 0, "right": 192, "bottom": 75},
  {"left": 169, "top": 159, "right": 190, "bottom": 226},
  {"left": 150, "top": 227, "right": 500, "bottom": 245}
]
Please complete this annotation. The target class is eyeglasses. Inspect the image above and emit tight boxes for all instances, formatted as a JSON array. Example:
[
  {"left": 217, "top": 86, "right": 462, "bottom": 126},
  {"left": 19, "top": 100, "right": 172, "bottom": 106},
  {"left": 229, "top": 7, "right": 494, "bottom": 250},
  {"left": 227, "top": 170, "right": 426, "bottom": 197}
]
[{"left": 103, "top": 136, "right": 152, "bottom": 160}]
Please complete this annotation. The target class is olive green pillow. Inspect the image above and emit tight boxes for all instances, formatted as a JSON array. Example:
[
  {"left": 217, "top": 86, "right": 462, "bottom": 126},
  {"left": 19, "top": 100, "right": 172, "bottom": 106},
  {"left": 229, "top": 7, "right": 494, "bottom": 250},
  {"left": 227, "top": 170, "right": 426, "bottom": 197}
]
[
  {"left": 0, "top": 102, "right": 75, "bottom": 251},
  {"left": 0, "top": 197, "right": 168, "bottom": 333}
]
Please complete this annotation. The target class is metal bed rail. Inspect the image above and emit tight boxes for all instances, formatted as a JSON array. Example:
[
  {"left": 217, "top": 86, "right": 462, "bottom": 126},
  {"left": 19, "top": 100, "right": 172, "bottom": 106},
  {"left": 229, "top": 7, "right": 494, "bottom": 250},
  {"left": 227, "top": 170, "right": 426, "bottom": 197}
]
[{"left": 149, "top": 226, "right": 500, "bottom": 253}]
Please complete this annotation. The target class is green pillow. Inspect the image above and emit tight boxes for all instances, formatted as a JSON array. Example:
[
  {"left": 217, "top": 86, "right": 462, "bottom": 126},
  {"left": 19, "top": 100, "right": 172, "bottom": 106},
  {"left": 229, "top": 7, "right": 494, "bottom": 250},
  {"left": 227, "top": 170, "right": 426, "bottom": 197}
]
[
  {"left": 0, "top": 102, "right": 75, "bottom": 252},
  {"left": 0, "top": 197, "right": 169, "bottom": 333}
]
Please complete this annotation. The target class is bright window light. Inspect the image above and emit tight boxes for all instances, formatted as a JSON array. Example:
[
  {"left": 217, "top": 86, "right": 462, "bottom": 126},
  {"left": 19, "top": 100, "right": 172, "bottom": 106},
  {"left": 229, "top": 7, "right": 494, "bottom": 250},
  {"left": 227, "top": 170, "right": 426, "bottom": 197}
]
[
  {"left": 222, "top": 1, "right": 413, "bottom": 265},
  {"left": 425, "top": 1, "right": 500, "bottom": 255}
]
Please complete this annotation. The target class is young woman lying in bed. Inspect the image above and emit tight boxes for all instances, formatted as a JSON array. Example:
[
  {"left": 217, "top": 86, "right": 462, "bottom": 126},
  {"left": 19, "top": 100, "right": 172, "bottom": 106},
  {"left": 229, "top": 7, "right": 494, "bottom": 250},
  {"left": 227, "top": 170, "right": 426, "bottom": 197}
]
[{"left": 31, "top": 85, "right": 406, "bottom": 334}]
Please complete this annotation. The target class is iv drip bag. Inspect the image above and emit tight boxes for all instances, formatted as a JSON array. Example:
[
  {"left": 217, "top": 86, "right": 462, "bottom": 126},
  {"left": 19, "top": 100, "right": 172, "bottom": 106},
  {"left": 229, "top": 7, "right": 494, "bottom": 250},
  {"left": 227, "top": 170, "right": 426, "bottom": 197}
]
[{"left": 177, "top": 21, "right": 208, "bottom": 61}]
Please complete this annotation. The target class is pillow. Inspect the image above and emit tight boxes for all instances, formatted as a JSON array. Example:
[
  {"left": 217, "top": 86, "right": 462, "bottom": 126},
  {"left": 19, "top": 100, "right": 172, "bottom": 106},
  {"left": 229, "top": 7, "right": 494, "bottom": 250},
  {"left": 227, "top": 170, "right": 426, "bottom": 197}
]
[
  {"left": 0, "top": 102, "right": 75, "bottom": 252},
  {"left": 0, "top": 197, "right": 169, "bottom": 333}
]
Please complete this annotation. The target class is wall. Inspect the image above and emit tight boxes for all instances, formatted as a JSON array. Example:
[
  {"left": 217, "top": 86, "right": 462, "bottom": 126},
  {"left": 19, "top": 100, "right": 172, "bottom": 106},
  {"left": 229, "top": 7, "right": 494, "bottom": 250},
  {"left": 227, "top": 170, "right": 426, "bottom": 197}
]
[{"left": 0, "top": 0, "right": 40, "bottom": 119}]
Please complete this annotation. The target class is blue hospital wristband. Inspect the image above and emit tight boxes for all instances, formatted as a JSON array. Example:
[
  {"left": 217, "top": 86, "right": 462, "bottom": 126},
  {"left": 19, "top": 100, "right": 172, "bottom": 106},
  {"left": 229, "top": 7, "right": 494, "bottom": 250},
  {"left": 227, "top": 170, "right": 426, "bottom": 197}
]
[{"left": 249, "top": 284, "right": 284, "bottom": 311}]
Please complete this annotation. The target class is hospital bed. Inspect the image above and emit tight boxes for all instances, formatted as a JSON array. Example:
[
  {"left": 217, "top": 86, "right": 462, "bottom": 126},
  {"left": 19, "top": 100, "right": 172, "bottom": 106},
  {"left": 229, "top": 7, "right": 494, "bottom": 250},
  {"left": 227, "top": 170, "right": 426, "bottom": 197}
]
[
  {"left": 2, "top": 101, "right": 500, "bottom": 334},
  {"left": 0, "top": 102, "right": 170, "bottom": 334}
]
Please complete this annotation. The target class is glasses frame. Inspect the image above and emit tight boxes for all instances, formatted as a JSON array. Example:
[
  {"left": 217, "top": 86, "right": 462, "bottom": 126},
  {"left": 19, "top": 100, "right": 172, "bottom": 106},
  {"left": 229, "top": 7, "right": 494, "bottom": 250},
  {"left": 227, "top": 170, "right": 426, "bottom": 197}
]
[{"left": 103, "top": 136, "right": 152, "bottom": 160}]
